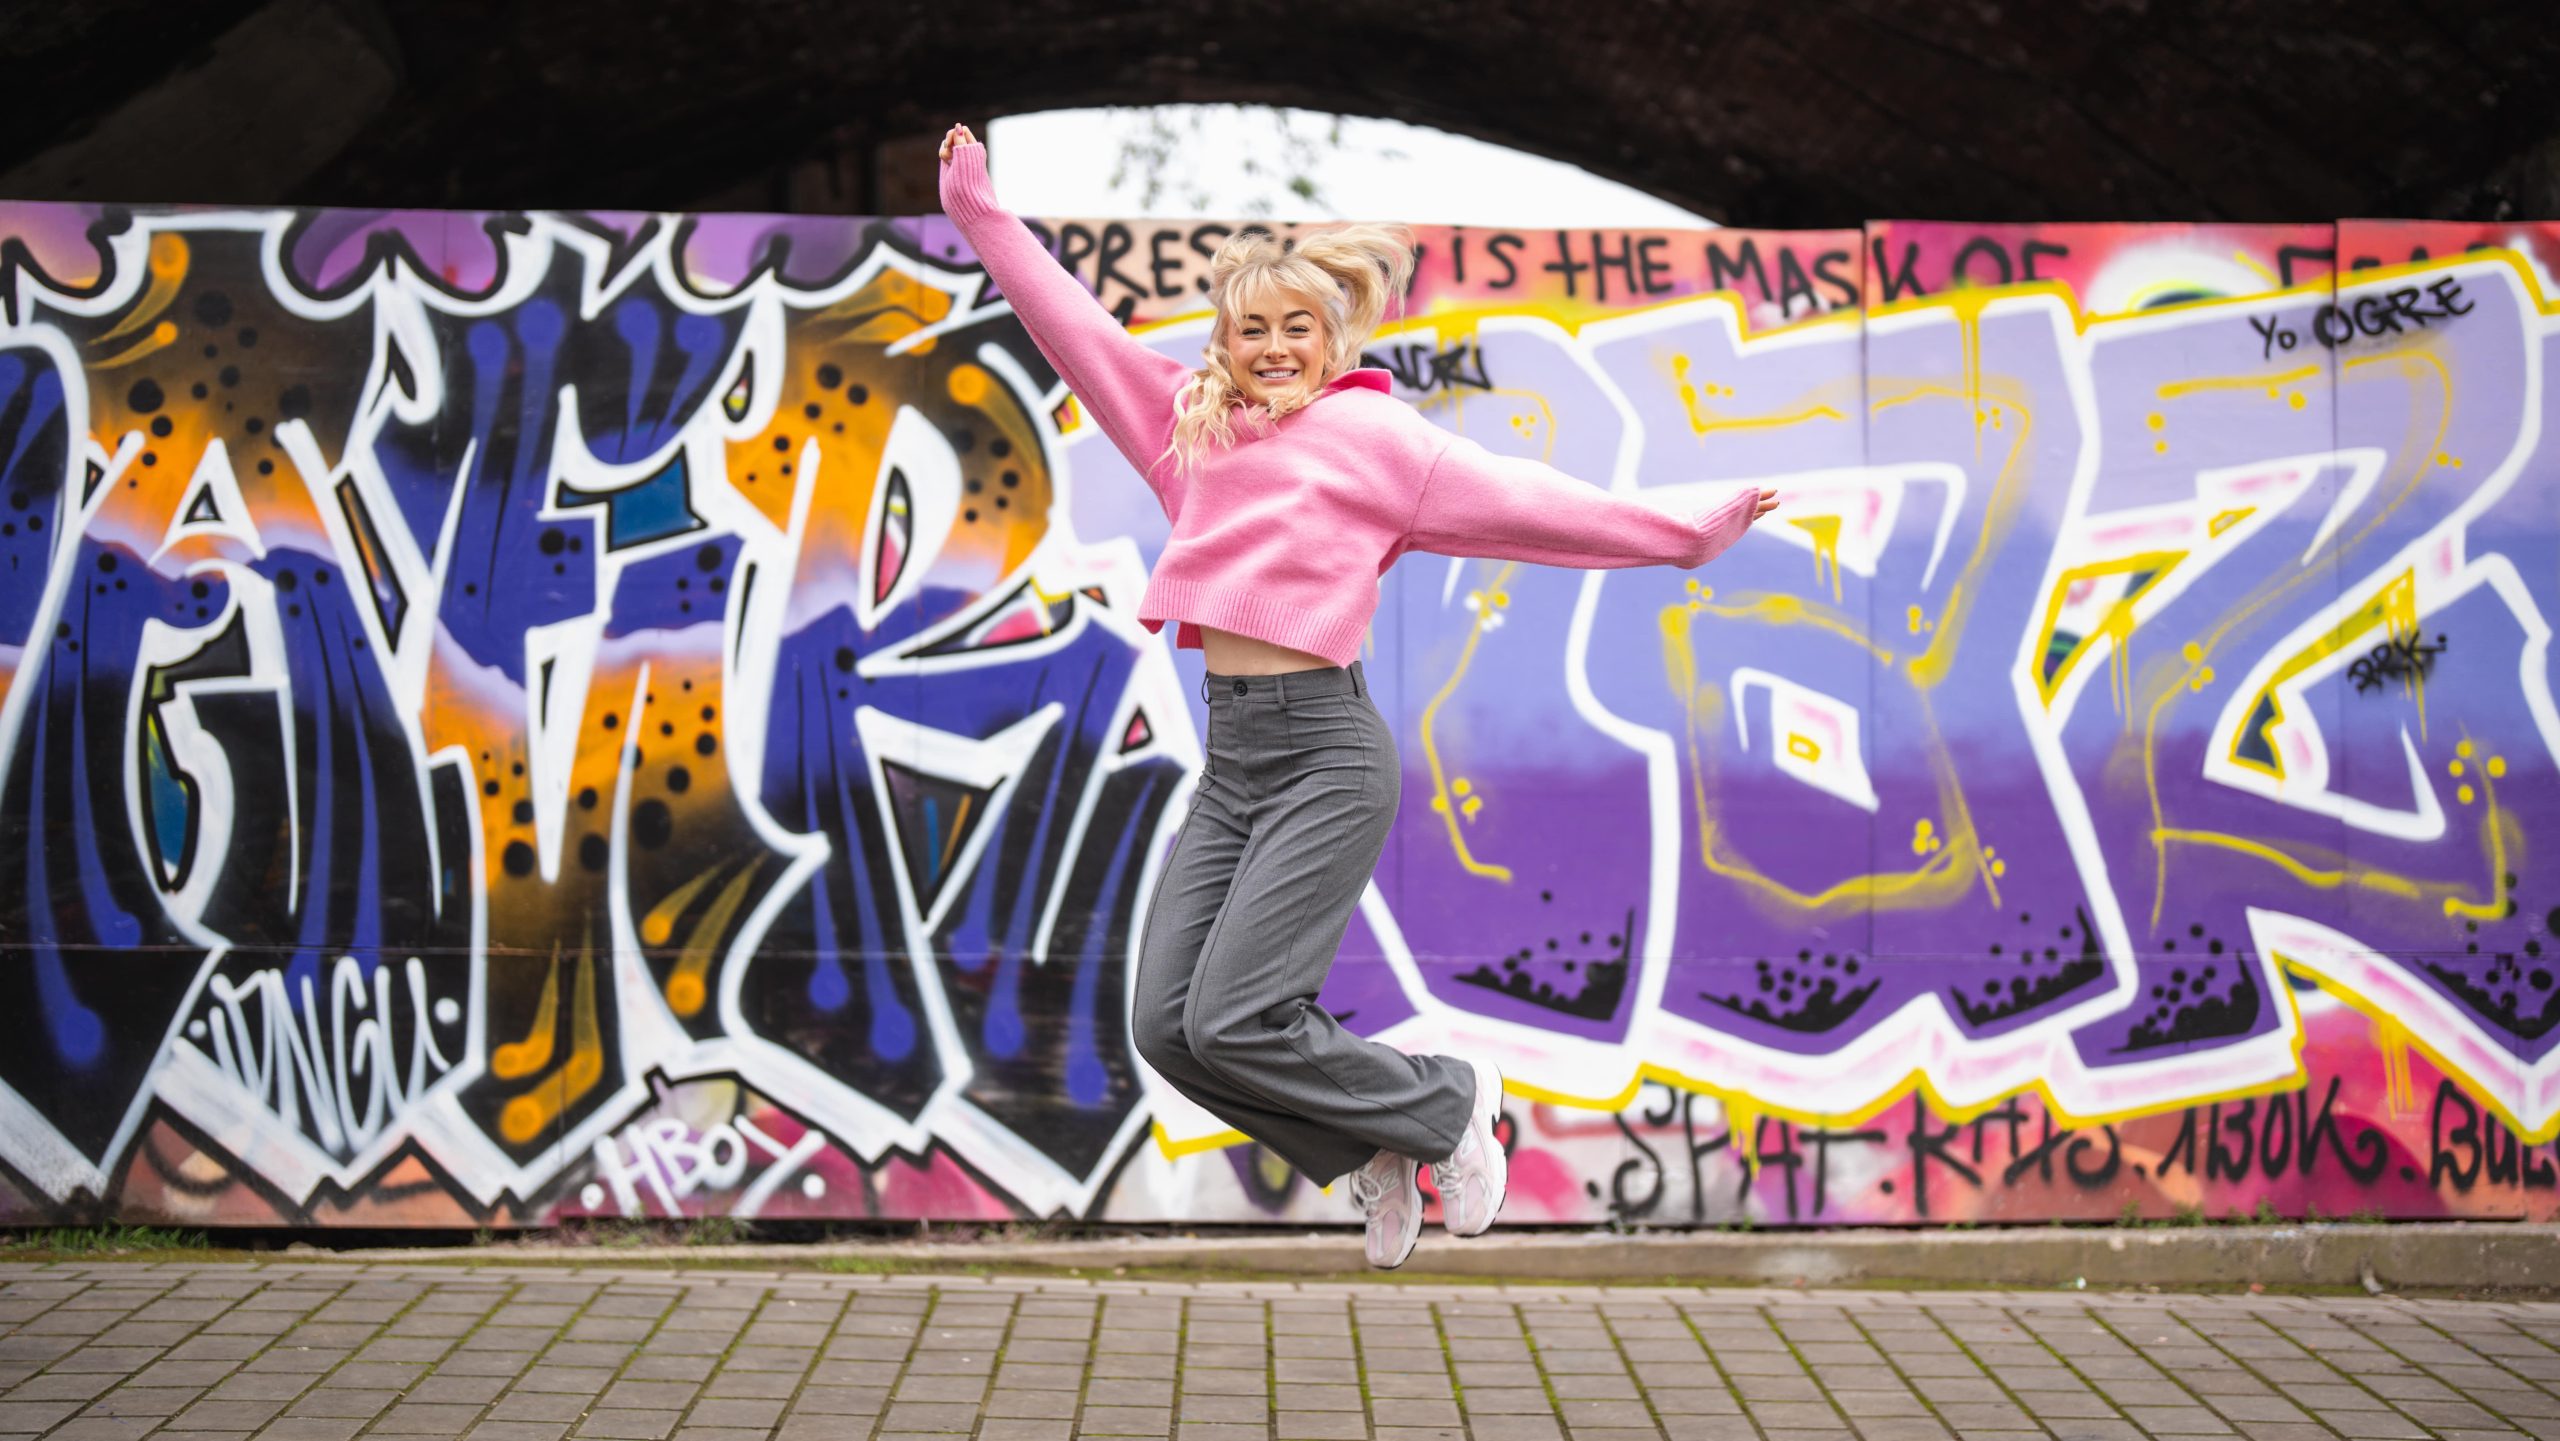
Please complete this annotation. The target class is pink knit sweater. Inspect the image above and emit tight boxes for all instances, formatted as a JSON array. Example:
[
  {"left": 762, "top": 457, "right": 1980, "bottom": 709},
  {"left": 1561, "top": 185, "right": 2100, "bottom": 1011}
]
[{"left": 939, "top": 145, "right": 1763, "bottom": 667}]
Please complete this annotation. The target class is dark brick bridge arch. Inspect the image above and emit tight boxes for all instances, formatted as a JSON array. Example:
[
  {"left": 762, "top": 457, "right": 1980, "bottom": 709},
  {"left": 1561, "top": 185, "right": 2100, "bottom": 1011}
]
[{"left": 4, "top": 0, "right": 2556, "bottom": 225}]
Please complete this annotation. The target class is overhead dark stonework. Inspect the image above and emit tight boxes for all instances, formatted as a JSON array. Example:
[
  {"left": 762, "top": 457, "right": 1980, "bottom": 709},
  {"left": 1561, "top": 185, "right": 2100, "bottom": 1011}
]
[{"left": 2, "top": 0, "right": 2556, "bottom": 224}]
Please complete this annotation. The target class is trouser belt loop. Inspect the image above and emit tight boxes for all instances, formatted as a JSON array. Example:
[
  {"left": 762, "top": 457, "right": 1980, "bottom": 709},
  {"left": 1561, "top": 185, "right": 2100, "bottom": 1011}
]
[{"left": 1351, "top": 661, "right": 1366, "bottom": 697}]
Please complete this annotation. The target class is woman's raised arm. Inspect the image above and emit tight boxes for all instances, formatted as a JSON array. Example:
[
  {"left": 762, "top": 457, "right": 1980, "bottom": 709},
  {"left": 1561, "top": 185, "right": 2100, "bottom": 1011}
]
[{"left": 939, "top": 126, "right": 1192, "bottom": 495}]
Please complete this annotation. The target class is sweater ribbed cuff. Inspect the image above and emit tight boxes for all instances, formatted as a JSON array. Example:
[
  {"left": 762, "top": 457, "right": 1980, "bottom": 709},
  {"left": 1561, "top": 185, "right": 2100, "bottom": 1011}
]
[
  {"left": 938, "top": 144, "right": 1004, "bottom": 226},
  {"left": 1686, "top": 486, "right": 1762, "bottom": 567}
]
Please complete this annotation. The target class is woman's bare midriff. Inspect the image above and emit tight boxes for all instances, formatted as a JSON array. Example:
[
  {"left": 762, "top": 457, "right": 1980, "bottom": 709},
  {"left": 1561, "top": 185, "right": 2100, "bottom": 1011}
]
[{"left": 1199, "top": 625, "right": 1336, "bottom": 677}]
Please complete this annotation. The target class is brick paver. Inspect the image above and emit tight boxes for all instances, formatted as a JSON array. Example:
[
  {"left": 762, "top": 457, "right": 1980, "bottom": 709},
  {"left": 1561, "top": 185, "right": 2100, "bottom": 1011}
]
[{"left": 0, "top": 1264, "right": 2557, "bottom": 1439}]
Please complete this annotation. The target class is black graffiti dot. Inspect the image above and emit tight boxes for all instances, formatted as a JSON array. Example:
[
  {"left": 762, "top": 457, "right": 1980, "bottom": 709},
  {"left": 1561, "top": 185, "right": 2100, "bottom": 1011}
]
[
  {"left": 501, "top": 840, "right": 536, "bottom": 877},
  {"left": 816, "top": 363, "right": 844, "bottom": 389},
  {"left": 950, "top": 427, "right": 976, "bottom": 453},
  {"left": 579, "top": 834, "right": 609, "bottom": 872},
  {"left": 699, "top": 705, "right": 716, "bottom": 722},
  {"left": 802, "top": 402, "right": 822, "bottom": 420},
  {"left": 127, "top": 379, "right": 164, "bottom": 414},
  {"left": 833, "top": 646, "right": 854, "bottom": 672},
  {"left": 203, "top": 344, "right": 219, "bottom": 359},
  {"left": 237, "top": 327, "right": 258, "bottom": 348},
  {"left": 314, "top": 568, "right": 330, "bottom": 585},
  {"left": 219, "top": 365, "right": 240, "bottom": 388},
  {"left": 482, "top": 779, "right": 500, "bottom": 797},
  {"left": 96, "top": 553, "right": 116, "bottom": 574},
  {"left": 989, "top": 436, "right": 1012, "bottom": 458},
  {"left": 257, "top": 459, "right": 274, "bottom": 476},
  {"left": 190, "top": 383, "right": 208, "bottom": 399},
  {"left": 708, "top": 576, "right": 725, "bottom": 593},
  {"left": 967, "top": 478, "right": 984, "bottom": 494},
  {"left": 193, "top": 292, "right": 234, "bottom": 327},
  {"left": 994, "top": 496, "right": 1008, "bottom": 510},
  {"left": 512, "top": 799, "right": 534, "bottom": 825},
  {"left": 677, "top": 578, "right": 689, "bottom": 592},
  {"left": 6, "top": 492, "right": 22, "bottom": 512},
  {"left": 462, "top": 582, "right": 476, "bottom": 595},
  {"left": 667, "top": 765, "right": 691, "bottom": 794},
  {"left": 275, "top": 570, "right": 297, "bottom": 592},
  {"left": 275, "top": 384, "right": 311, "bottom": 422},
  {"left": 141, "top": 452, "right": 157, "bottom": 467},
  {"left": 539, "top": 529, "right": 565, "bottom": 555},
  {"left": 568, "top": 535, "right": 583, "bottom": 553},
  {"left": 845, "top": 383, "right": 868, "bottom": 404},
  {"left": 149, "top": 416, "right": 172, "bottom": 437},
  {"left": 632, "top": 799, "right": 673, "bottom": 850},
  {"left": 660, "top": 721, "right": 675, "bottom": 737},
  {"left": 695, "top": 543, "right": 721, "bottom": 572},
  {"left": 963, "top": 508, "right": 978, "bottom": 523},
  {"left": 26, "top": 516, "right": 38, "bottom": 532},
  {"left": 190, "top": 580, "right": 209, "bottom": 598},
  {"left": 772, "top": 434, "right": 790, "bottom": 453},
  {"left": 245, "top": 417, "right": 263, "bottom": 435},
  {"left": 602, "top": 712, "right": 619, "bottom": 730},
  {"left": 1001, "top": 469, "right": 1020, "bottom": 488},
  {"left": 694, "top": 732, "right": 717, "bottom": 757}
]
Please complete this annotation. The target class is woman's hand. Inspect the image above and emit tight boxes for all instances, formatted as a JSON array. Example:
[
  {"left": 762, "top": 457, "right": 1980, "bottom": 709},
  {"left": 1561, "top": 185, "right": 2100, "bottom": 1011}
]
[
  {"left": 939, "top": 124, "right": 979, "bottom": 166},
  {"left": 1747, "top": 489, "right": 1782, "bottom": 526}
]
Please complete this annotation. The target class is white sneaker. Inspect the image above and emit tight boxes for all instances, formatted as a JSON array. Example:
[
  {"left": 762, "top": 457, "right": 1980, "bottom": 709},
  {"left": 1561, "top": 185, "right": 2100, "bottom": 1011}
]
[
  {"left": 1432, "top": 1058, "right": 1507, "bottom": 1237},
  {"left": 1348, "top": 1148, "right": 1422, "bottom": 1270}
]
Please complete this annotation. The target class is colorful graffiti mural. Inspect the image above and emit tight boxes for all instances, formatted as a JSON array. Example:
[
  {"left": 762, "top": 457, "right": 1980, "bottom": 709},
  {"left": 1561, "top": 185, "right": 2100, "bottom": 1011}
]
[{"left": 0, "top": 200, "right": 2552, "bottom": 1228}]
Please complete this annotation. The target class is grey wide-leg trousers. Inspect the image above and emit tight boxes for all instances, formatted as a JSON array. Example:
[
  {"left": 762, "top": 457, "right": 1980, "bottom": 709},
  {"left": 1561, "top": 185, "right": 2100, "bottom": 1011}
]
[{"left": 1133, "top": 662, "right": 1474, "bottom": 1186}]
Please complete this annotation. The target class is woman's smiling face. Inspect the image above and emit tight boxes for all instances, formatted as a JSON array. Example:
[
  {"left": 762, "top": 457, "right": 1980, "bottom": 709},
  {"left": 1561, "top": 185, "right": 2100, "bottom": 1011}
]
[{"left": 1230, "top": 290, "right": 1327, "bottom": 408}]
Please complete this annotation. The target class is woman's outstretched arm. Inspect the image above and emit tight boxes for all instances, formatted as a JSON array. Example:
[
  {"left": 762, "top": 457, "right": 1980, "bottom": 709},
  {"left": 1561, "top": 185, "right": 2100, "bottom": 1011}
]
[
  {"left": 1401, "top": 426, "right": 1776, "bottom": 569},
  {"left": 938, "top": 126, "right": 1191, "bottom": 497}
]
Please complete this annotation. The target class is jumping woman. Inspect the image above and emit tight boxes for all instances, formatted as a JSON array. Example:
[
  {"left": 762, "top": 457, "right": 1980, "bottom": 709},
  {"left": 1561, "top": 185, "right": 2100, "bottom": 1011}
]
[{"left": 938, "top": 124, "right": 1779, "bottom": 1268}]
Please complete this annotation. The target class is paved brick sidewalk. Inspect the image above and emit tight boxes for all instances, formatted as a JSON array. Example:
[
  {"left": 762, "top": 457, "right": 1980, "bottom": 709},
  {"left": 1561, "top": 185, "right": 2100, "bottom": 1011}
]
[{"left": 2, "top": 1262, "right": 2558, "bottom": 1441}]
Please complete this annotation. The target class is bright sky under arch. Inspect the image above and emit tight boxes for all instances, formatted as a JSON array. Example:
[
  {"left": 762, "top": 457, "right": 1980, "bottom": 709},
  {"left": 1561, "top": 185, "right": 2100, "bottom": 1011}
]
[{"left": 988, "top": 106, "right": 1716, "bottom": 230}]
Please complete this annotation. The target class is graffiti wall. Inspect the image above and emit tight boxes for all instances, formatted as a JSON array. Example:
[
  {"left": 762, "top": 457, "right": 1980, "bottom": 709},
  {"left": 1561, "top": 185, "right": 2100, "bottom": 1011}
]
[{"left": 0, "top": 200, "right": 2551, "bottom": 1228}]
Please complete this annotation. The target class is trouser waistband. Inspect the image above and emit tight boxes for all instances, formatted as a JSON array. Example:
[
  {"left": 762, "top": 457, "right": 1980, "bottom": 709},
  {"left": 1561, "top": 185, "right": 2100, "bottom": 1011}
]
[{"left": 1201, "top": 661, "right": 1366, "bottom": 704}]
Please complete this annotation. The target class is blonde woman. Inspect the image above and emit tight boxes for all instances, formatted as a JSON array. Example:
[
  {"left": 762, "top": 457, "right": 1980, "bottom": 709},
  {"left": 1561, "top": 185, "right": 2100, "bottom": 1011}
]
[{"left": 938, "top": 124, "right": 1778, "bottom": 1267}]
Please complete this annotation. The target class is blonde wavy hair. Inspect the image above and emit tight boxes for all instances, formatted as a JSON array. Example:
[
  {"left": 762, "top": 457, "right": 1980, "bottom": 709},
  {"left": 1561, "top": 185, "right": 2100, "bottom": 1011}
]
[{"left": 1162, "top": 223, "right": 1416, "bottom": 475}]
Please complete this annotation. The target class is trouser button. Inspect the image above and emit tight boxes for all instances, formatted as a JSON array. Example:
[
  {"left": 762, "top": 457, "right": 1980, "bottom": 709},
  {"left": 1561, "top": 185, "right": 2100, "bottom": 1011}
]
[{"left": 1232, "top": 680, "right": 1248, "bottom": 697}]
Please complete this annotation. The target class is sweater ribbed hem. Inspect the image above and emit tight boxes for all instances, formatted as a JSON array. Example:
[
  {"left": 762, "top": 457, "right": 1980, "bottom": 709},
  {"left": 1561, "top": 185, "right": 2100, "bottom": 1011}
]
[{"left": 1138, "top": 578, "right": 1372, "bottom": 668}]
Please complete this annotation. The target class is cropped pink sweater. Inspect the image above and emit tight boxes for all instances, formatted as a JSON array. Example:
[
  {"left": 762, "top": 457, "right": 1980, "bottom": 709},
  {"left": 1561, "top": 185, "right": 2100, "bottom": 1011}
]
[{"left": 939, "top": 145, "right": 1762, "bottom": 667}]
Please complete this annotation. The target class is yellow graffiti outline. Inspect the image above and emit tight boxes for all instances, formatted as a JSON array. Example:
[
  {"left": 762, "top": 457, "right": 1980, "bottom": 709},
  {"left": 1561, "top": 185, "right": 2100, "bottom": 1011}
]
[
  {"left": 1417, "top": 565, "right": 1519, "bottom": 884},
  {"left": 2031, "top": 550, "right": 2189, "bottom": 712}
]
